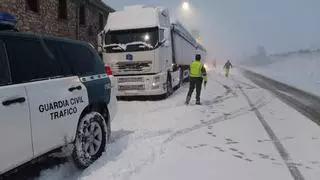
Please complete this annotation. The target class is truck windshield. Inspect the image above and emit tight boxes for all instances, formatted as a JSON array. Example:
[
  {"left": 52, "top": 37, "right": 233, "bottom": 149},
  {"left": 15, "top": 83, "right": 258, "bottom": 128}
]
[{"left": 105, "top": 27, "right": 159, "bottom": 53}]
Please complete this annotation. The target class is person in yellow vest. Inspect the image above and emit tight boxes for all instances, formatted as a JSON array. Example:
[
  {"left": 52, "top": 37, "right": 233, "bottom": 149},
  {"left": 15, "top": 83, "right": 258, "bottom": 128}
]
[
  {"left": 185, "top": 54, "right": 208, "bottom": 105},
  {"left": 223, "top": 60, "right": 233, "bottom": 77}
]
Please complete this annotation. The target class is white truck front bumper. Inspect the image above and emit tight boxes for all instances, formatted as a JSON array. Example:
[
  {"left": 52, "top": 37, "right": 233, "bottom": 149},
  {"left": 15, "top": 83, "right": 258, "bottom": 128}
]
[{"left": 115, "top": 73, "right": 167, "bottom": 96}]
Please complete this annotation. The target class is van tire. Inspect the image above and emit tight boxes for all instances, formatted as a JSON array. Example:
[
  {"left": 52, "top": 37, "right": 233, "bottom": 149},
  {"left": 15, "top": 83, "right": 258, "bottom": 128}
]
[{"left": 72, "top": 111, "right": 107, "bottom": 169}]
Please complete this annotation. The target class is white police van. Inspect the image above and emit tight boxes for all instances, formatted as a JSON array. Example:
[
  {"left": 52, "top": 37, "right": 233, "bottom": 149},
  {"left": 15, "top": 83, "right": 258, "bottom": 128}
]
[{"left": 0, "top": 13, "right": 118, "bottom": 175}]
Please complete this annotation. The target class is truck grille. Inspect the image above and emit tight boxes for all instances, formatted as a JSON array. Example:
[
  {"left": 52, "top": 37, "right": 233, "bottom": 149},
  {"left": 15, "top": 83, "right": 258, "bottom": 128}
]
[
  {"left": 118, "top": 84, "right": 145, "bottom": 91},
  {"left": 117, "top": 77, "right": 144, "bottom": 83},
  {"left": 113, "top": 61, "right": 152, "bottom": 72}
]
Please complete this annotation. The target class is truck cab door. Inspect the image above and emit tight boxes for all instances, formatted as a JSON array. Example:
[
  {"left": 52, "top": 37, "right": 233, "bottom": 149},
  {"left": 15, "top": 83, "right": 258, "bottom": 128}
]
[
  {"left": 0, "top": 41, "right": 33, "bottom": 174},
  {"left": 159, "top": 28, "right": 172, "bottom": 71}
]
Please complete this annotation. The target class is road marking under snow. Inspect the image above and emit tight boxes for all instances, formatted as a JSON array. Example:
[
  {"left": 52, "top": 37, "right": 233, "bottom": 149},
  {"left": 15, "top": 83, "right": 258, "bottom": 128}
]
[
  {"left": 240, "top": 69, "right": 320, "bottom": 126},
  {"left": 237, "top": 80, "right": 305, "bottom": 180}
]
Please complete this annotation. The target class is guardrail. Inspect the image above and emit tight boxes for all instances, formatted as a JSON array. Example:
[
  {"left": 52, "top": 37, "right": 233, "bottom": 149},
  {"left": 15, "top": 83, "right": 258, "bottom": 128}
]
[{"left": 239, "top": 67, "right": 320, "bottom": 126}]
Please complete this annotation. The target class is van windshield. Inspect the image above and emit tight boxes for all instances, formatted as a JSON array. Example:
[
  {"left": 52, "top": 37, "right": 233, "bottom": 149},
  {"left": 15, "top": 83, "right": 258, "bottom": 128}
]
[{"left": 105, "top": 27, "right": 159, "bottom": 53}]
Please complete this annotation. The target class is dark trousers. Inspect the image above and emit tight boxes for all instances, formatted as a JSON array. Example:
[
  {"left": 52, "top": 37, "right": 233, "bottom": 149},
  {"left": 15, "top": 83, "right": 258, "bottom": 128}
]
[{"left": 187, "top": 77, "right": 203, "bottom": 102}]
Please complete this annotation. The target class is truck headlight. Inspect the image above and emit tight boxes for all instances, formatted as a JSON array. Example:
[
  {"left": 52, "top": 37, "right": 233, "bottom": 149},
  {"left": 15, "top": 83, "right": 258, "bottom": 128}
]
[
  {"left": 152, "top": 82, "right": 160, "bottom": 89},
  {"left": 153, "top": 75, "right": 160, "bottom": 83}
]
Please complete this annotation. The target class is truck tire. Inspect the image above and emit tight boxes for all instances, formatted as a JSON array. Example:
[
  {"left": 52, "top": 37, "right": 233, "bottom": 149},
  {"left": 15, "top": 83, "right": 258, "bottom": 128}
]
[
  {"left": 166, "top": 76, "right": 173, "bottom": 97},
  {"left": 175, "top": 67, "right": 182, "bottom": 89},
  {"left": 72, "top": 111, "right": 108, "bottom": 169},
  {"left": 185, "top": 69, "right": 190, "bottom": 82},
  {"left": 178, "top": 67, "right": 183, "bottom": 87}
]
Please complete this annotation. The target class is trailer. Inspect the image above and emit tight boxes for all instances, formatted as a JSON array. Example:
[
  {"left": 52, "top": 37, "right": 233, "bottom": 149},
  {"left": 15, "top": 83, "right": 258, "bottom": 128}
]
[{"left": 171, "top": 21, "right": 207, "bottom": 82}]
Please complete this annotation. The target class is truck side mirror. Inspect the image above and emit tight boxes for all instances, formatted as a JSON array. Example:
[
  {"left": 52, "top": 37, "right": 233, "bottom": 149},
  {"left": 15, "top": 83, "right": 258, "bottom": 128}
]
[
  {"left": 160, "top": 28, "right": 171, "bottom": 47},
  {"left": 162, "top": 28, "right": 171, "bottom": 47},
  {"left": 160, "top": 39, "right": 170, "bottom": 47},
  {"left": 164, "top": 28, "right": 170, "bottom": 39},
  {"left": 164, "top": 40, "right": 170, "bottom": 47}
]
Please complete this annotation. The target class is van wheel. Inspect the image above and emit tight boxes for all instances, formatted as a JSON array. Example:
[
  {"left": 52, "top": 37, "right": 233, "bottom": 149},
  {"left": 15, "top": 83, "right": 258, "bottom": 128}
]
[{"left": 72, "top": 111, "right": 107, "bottom": 169}]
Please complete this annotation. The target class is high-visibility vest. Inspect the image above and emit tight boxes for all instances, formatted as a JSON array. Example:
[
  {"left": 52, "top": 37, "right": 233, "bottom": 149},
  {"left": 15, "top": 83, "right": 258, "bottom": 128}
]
[{"left": 189, "top": 60, "right": 207, "bottom": 80}]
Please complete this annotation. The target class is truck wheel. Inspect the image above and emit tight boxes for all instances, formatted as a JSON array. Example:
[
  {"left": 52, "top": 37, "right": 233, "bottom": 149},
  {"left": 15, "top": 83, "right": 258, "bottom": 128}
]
[
  {"left": 175, "top": 68, "right": 182, "bottom": 89},
  {"left": 166, "top": 77, "right": 173, "bottom": 97},
  {"left": 72, "top": 111, "right": 108, "bottom": 169},
  {"left": 179, "top": 68, "right": 184, "bottom": 87}
]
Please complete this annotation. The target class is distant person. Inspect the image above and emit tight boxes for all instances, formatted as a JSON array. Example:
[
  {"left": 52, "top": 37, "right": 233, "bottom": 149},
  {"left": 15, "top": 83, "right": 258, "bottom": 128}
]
[
  {"left": 223, "top": 60, "right": 233, "bottom": 77},
  {"left": 185, "top": 54, "right": 208, "bottom": 105}
]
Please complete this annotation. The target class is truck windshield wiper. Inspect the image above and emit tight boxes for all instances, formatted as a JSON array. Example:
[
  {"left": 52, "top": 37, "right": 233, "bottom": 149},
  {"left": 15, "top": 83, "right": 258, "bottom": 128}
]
[
  {"left": 125, "top": 42, "right": 154, "bottom": 49},
  {"left": 104, "top": 44, "right": 125, "bottom": 51}
]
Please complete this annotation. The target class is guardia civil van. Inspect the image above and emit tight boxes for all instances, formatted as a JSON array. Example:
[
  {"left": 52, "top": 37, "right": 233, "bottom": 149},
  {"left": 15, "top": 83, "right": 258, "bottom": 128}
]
[{"left": 0, "top": 13, "right": 118, "bottom": 175}]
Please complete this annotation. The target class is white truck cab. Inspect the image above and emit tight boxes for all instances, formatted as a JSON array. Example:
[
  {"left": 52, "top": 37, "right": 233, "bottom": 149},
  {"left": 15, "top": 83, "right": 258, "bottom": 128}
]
[
  {"left": 100, "top": 5, "right": 181, "bottom": 97},
  {"left": 99, "top": 5, "right": 207, "bottom": 97}
]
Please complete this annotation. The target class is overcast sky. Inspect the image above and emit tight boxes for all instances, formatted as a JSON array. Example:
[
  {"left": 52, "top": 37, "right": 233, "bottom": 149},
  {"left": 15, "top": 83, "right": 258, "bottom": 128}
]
[{"left": 104, "top": 0, "right": 320, "bottom": 61}]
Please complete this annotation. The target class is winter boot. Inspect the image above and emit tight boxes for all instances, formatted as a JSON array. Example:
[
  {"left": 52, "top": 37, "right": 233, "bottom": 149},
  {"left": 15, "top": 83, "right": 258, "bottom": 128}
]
[
  {"left": 185, "top": 96, "right": 191, "bottom": 105},
  {"left": 196, "top": 100, "right": 201, "bottom": 105}
]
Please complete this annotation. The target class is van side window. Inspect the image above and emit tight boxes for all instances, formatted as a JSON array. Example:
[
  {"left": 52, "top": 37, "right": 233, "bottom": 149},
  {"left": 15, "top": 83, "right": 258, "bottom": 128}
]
[
  {"left": 44, "top": 40, "right": 73, "bottom": 76},
  {"left": 0, "top": 41, "right": 11, "bottom": 86},
  {"left": 61, "top": 43, "right": 104, "bottom": 76},
  {"left": 4, "top": 37, "right": 64, "bottom": 84}
]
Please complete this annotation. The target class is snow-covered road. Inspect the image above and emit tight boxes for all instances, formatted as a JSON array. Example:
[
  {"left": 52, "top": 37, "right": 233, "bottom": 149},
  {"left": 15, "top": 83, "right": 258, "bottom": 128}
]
[{"left": 37, "top": 68, "right": 320, "bottom": 180}]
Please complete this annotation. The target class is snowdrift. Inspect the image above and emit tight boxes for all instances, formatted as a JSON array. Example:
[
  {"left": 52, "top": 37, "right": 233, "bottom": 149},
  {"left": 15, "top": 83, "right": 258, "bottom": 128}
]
[{"left": 244, "top": 51, "right": 320, "bottom": 97}]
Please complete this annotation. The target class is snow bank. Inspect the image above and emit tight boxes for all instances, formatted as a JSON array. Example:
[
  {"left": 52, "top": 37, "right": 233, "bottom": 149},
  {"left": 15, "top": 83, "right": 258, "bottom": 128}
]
[{"left": 244, "top": 51, "right": 320, "bottom": 97}]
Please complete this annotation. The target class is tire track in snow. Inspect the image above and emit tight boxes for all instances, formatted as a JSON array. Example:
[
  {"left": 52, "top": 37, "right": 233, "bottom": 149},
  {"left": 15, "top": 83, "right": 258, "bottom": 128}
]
[
  {"left": 163, "top": 96, "right": 271, "bottom": 144},
  {"left": 233, "top": 77, "right": 305, "bottom": 180},
  {"left": 230, "top": 76, "right": 258, "bottom": 89},
  {"left": 100, "top": 94, "right": 270, "bottom": 179}
]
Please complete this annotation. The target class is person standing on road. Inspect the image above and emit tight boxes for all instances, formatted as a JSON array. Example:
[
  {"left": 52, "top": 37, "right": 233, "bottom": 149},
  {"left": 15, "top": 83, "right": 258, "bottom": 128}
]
[
  {"left": 223, "top": 60, "right": 233, "bottom": 77},
  {"left": 185, "top": 54, "right": 208, "bottom": 105}
]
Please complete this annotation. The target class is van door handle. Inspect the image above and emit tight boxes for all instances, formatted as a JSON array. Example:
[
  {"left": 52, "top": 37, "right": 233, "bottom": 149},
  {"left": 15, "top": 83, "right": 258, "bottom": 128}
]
[
  {"left": 68, "top": 85, "right": 82, "bottom": 92},
  {"left": 2, "top": 97, "right": 26, "bottom": 106}
]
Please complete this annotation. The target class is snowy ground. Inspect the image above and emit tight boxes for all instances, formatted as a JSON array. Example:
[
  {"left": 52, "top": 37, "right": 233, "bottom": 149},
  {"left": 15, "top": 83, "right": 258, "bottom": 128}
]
[
  {"left": 243, "top": 52, "right": 320, "bottom": 97},
  {"left": 37, "top": 67, "right": 320, "bottom": 180}
]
